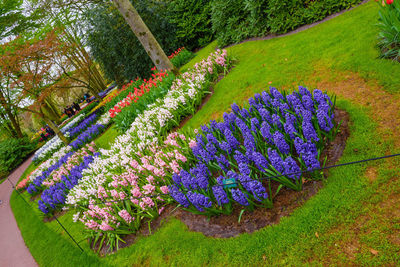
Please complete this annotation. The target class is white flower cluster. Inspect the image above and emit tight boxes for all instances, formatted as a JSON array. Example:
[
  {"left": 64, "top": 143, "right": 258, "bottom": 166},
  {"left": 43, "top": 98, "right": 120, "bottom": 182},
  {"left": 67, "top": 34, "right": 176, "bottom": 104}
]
[
  {"left": 97, "top": 112, "right": 111, "bottom": 126},
  {"left": 33, "top": 114, "right": 84, "bottom": 162},
  {"left": 66, "top": 50, "right": 229, "bottom": 206}
]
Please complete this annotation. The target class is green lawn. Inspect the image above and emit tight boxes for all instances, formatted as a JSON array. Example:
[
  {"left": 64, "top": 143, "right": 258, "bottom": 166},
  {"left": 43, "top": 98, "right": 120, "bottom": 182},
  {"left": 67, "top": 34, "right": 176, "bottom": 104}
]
[
  {"left": 11, "top": 1, "right": 400, "bottom": 266},
  {"left": 94, "top": 124, "right": 120, "bottom": 149}
]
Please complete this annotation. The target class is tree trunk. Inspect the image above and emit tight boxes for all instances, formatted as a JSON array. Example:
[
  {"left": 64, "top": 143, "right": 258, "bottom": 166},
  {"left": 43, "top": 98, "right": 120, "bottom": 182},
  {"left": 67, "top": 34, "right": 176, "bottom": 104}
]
[
  {"left": 112, "top": 0, "right": 178, "bottom": 74},
  {"left": 0, "top": 111, "right": 17, "bottom": 138},
  {"left": 42, "top": 116, "right": 69, "bottom": 145},
  {"left": 0, "top": 90, "right": 23, "bottom": 138}
]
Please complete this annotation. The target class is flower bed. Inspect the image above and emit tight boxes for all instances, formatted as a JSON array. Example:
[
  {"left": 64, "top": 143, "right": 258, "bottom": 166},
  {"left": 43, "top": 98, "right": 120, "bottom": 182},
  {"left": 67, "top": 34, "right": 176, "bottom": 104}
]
[
  {"left": 65, "top": 49, "right": 231, "bottom": 251},
  {"left": 33, "top": 114, "right": 85, "bottom": 164},
  {"left": 168, "top": 47, "right": 195, "bottom": 68},
  {"left": 110, "top": 70, "right": 176, "bottom": 132},
  {"left": 68, "top": 110, "right": 102, "bottom": 139},
  {"left": 38, "top": 152, "right": 100, "bottom": 215},
  {"left": 169, "top": 86, "right": 336, "bottom": 216},
  {"left": 25, "top": 143, "right": 99, "bottom": 197},
  {"left": 69, "top": 124, "right": 105, "bottom": 150}
]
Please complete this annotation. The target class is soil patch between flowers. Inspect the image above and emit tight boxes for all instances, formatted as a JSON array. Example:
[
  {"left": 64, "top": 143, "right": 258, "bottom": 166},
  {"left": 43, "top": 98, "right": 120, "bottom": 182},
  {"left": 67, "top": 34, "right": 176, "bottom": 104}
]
[{"left": 96, "top": 109, "right": 350, "bottom": 255}]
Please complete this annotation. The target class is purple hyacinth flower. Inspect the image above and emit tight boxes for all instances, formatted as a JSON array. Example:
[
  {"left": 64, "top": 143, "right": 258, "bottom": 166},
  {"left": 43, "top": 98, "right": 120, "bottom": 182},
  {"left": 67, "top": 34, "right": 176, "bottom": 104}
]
[
  {"left": 283, "top": 156, "right": 301, "bottom": 180},
  {"left": 243, "top": 133, "right": 256, "bottom": 152},
  {"left": 302, "top": 120, "right": 319, "bottom": 142},
  {"left": 273, "top": 131, "right": 290, "bottom": 154},
  {"left": 287, "top": 93, "right": 302, "bottom": 108},
  {"left": 272, "top": 114, "right": 283, "bottom": 129},
  {"left": 298, "top": 86, "right": 312, "bottom": 98},
  {"left": 216, "top": 154, "right": 230, "bottom": 172},
  {"left": 234, "top": 150, "right": 249, "bottom": 165},
  {"left": 301, "top": 95, "right": 315, "bottom": 113},
  {"left": 261, "top": 91, "right": 272, "bottom": 107},
  {"left": 267, "top": 148, "right": 284, "bottom": 173},
  {"left": 251, "top": 151, "right": 269, "bottom": 170},
  {"left": 231, "top": 188, "right": 249, "bottom": 206},
  {"left": 260, "top": 121, "right": 273, "bottom": 144},
  {"left": 231, "top": 103, "right": 241, "bottom": 114},
  {"left": 212, "top": 185, "right": 229, "bottom": 206},
  {"left": 248, "top": 180, "right": 269, "bottom": 201},
  {"left": 169, "top": 185, "right": 190, "bottom": 207},
  {"left": 238, "top": 162, "right": 251, "bottom": 176},
  {"left": 259, "top": 108, "right": 273, "bottom": 125},
  {"left": 187, "top": 191, "right": 212, "bottom": 212},
  {"left": 270, "top": 87, "right": 284, "bottom": 100},
  {"left": 250, "top": 117, "right": 260, "bottom": 132},
  {"left": 284, "top": 119, "right": 298, "bottom": 139},
  {"left": 172, "top": 173, "right": 181, "bottom": 185},
  {"left": 316, "top": 109, "right": 333, "bottom": 132},
  {"left": 180, "top": 170, "right": 198, "bottom": 190},
  {"left": 220, "top": 141, "right": 232, "bottom": 154},
  {"left": 223, "top": 128, "right": 240, "bottom": 149}
]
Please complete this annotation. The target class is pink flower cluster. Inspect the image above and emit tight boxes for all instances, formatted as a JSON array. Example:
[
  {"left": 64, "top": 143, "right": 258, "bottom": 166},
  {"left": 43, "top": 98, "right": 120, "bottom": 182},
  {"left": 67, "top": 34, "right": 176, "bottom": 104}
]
[
  {"left": 42, "top": 142, "right": 98, "bottom": 188},
  {"left": 75, "top": 132, "right": 189, "bottom": 233}
]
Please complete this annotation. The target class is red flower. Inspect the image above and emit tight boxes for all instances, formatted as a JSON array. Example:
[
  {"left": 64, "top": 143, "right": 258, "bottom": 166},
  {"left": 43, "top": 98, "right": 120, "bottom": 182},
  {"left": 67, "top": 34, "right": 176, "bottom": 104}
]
[{"left": 387, "top": 0, "right": 393, "bottom": 3}]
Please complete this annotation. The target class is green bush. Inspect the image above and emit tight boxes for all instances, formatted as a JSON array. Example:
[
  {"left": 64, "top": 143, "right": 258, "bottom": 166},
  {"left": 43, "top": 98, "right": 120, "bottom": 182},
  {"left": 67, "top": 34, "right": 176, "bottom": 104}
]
[
  {"left": 377, "top": 0, "right": 400, "bottom": 61},
  {"left": 167, "top": 0, "right": 214, "bottom": 50},
  {"left": 211, "top": 0, "right": 363, "bottom": 47},
  {"left": 0, "top": 137, "right": 36, "bottom": 179}
]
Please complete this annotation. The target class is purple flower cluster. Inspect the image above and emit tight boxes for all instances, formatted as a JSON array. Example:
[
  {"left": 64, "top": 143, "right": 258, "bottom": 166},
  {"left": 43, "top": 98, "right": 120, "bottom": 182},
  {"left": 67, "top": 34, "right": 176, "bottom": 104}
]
[
  {"left": 170, "top": 86, "right": 335, "bottom": 215},
  {"left": 38, "top": 153, "right": 99, "bottom": 214},
  {"left": 69, "top": 124, "right": 105, "bottom": 150},
  {"left": 68, "top": 110, "right": 101, "bottom": 139},
  {"left": 27, "top": 151, "right": 74, "bottom": 195}
]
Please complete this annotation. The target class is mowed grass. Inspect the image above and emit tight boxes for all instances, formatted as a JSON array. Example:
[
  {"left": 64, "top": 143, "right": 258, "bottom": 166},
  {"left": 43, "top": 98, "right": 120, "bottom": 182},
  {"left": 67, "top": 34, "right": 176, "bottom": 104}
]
[{"left": 10, "top": 1, "right": 400, "bottom": 266}]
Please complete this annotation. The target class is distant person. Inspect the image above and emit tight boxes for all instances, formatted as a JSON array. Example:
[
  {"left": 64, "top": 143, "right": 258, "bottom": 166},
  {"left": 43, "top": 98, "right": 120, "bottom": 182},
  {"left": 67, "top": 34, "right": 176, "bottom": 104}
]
[
  {"left": 68, "top": 106, "right": 75, "bottom": 116},
  {"left": 73, "top": 102, "right": 81, "bottom": 112},
  {"left": 84, "top": 93, "right": 91, "bottom": 103}
]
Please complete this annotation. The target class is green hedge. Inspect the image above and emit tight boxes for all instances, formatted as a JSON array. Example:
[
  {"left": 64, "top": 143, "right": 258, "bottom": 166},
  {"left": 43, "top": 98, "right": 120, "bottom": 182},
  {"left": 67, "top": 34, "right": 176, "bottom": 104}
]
[
  {"left": 211, "top": 0, "right": 363, "bottom": 47},
  {"left": 0, "top": 137, "right": 36, "bottom": 179},
  {"left": 167, "top": 0, "right": 214, "bottom": 50}
]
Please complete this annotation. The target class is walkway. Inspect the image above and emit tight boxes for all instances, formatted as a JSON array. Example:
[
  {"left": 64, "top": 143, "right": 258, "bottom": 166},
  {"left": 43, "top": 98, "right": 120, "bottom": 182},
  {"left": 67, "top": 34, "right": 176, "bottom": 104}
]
[{"left": 0, "top": 156, "right": 37, "bottom": 267}]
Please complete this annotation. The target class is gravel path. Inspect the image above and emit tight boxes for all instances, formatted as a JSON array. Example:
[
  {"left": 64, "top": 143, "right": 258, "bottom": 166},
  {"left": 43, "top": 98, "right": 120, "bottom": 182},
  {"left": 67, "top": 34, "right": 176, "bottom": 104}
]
[{"left": 0, "top": 156, "right": 37, "bottom": 267}]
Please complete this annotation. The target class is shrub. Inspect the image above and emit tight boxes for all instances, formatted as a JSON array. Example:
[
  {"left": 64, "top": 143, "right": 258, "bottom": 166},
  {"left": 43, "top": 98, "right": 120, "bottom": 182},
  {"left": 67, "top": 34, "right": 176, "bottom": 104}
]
[
  {"left": 211, "top": 0, "right": 363, "bottom": 47},
  {"left": 377, "top": 0, "right": 400, "bottom": 61},
  {"left": 0, "top": 137, "right": 36, "bottom": 178},
  {"left": 167, "top": 0, "right": 214, "bottom": 50}
]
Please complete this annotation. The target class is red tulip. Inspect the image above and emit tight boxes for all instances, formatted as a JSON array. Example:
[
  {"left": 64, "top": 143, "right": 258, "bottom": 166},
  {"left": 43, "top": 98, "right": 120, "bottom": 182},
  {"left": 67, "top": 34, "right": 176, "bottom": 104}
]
[{"left": 387, "top": 0, "right": 393, "bottom": 4}]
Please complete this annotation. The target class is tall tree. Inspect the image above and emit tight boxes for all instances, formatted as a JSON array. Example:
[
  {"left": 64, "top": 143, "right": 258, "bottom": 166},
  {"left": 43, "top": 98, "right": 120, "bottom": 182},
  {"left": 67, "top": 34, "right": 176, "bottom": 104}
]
[
  {"left": 27, "top": 0, "right": 107, "bottom": 98},
  {"left": 0, "top": 31, "right": 73, "bottom": 145},
  {"left": 111, "top": 0, "right": 177, "bottom": 74},
  {"left": 0, "top": 0, "right": 42, "bottom": 40}
]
